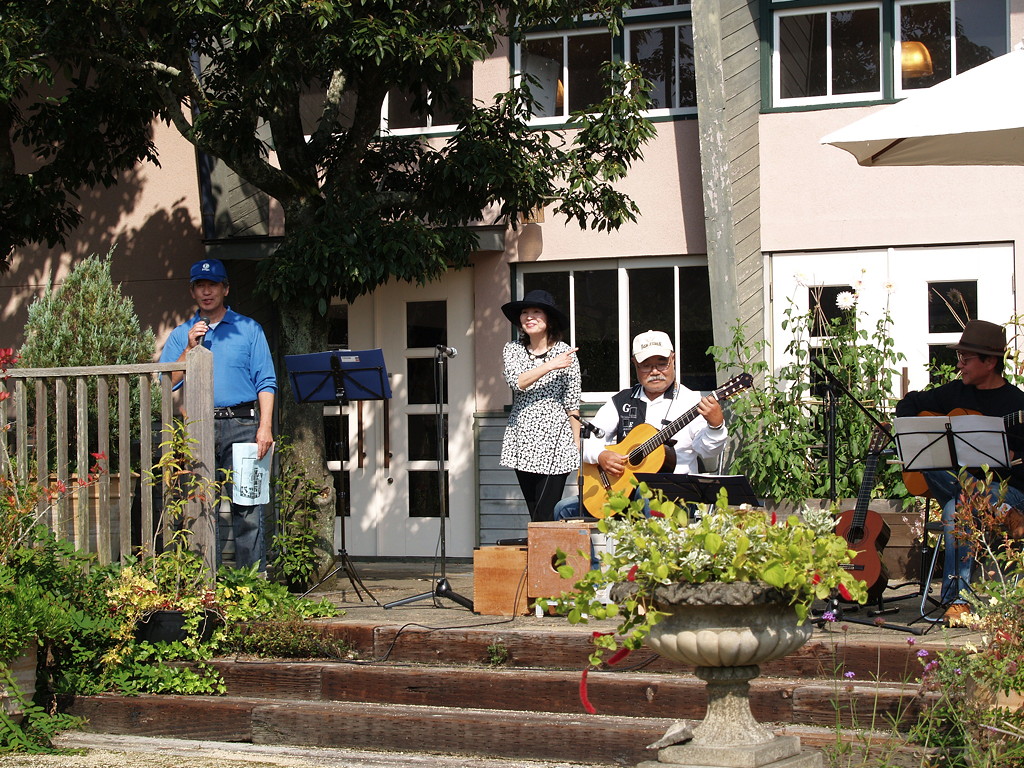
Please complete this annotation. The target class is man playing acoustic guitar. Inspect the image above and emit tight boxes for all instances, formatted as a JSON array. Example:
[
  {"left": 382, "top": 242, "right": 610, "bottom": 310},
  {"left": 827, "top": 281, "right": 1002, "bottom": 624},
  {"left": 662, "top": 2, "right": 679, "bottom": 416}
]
[
  {"left": 895, "top": 320, "right": 1024, "bottom": 623},
  {"left": 555, "top": 330, "right": 728, "bottom": 521}
]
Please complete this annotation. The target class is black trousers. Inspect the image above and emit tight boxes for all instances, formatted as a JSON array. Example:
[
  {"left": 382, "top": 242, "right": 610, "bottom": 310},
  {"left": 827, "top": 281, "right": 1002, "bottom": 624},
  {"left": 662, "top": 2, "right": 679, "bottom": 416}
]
[{"left": 514, "top": 470, "right": 570, "bottom": 523}]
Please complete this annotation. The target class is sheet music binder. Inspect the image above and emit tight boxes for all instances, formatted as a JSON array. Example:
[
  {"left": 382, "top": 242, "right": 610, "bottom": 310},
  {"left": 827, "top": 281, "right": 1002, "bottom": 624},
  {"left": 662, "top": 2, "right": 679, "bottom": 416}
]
[
  {"left": 894, "top": 414, "right": 1010, "bottom": 472},
  {"left": 634, "top": 472, "right": 761, "bottom": 506}
]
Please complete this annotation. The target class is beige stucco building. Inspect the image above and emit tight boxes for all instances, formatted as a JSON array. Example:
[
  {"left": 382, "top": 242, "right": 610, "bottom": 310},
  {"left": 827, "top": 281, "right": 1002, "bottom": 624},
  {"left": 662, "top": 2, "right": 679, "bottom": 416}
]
[{"left": 7, "top": 0, "right": 1024, "bottom": 559}]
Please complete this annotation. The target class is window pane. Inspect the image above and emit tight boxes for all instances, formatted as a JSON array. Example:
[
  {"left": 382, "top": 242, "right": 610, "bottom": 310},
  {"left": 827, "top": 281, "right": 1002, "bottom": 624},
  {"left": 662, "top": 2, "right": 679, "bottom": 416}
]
[
  {"left": 332, "top": 470, "right": 350, "bottom": 517},
  {"left": 328, "top": 304, "right": 348, "bottom": 349},
  {"left": 406, "top": 300, "right": 447, "bottom": 348},
  {"left": 677, "top": 266, "right": 715, "bottom": 391},
  {"left": 832, "top": 9, "right": 881, "bottom": 94},
  {"left": 900, "top": 1, "right": 952, "bottom": 90},
  {"left": 927, "top": 280, "right": 977, "bottom": 333},
  {"left": 574, "top": 270, "right": 619, "bottom": 392},
  {"left": 408, "top": 358, "right": 447, "bottom": 404},
  {"left": 628, "top": 267, "right": 674, "bottom": 345},
  {"left": 408, "top": 414, "right": 447, "bottom": 461},
  {"left": 567, "top": 33, "right": 611, "bottom": 112},
  {"left": 324, "top": 413, "right": 350, "bottom": 463},
  {"left": 388, "top": 86, "right": 428, "bottom": 129},
  {"left": 631, "top": 0, "right": 681, "bottom": 9},
  {"left": 779, "top": 12, "right": 828, "bottom": 99},
  {"left": 955, "top": 0, "right": 1005, "bottom": 74},
  {"left": 430, "top": 70, "right": 474, "bottom": 127},
  {"left": 928, "top": 343, "right": 958, "bottom": 384},
  {"left": 630, "top": 26, "right": 675, "bottom": 109},
  {"left": 678, "top": 24, "right": 696, "bottom": 107},
  {"left": 409, "top": 470, "right": 448, "bottom": 517},
  {"left": 809, "top": 285, "right": 854, "bottom": 336},
  {"left": 522, "top": 36, "right": 563, "bottom": 117}
]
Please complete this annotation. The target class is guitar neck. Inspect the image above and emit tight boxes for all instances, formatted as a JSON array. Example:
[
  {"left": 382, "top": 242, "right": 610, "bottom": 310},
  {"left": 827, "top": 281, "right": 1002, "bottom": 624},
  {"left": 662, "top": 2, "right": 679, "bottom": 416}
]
[{"left": 850, "top": 454, "right": 881, "bottom": 528}]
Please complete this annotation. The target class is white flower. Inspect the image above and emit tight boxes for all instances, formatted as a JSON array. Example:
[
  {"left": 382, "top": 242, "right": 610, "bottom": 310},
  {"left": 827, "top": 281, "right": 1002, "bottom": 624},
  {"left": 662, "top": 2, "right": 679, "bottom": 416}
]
[
  {"left": 836, "top": 291, "right": 857, "bottom": 311},
  {"left": 883, "top": 281, "right": 895, "bottom": 294}
]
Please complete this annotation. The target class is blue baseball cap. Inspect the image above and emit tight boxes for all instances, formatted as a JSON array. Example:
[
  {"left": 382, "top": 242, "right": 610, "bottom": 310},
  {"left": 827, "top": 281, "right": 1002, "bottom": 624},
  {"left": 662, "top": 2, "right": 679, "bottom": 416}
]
[{"left": 189, "top": 259, "right": 228, "bottom": 284}]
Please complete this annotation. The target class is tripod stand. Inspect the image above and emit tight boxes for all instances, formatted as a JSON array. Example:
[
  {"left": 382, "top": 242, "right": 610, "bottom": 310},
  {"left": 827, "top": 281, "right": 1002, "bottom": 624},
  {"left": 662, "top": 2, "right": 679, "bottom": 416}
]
[
  {"left": 385, "top": 345, "right": 474, "bottom": 611},
  {"left": 301, "top": 481, "right": 380, "bottom": 605},
  {"left": 283, "top": 349, "right": 391, "bottom": 606},
  {"left": 811, "top": 362, "right": 925, "bottom": 631}
]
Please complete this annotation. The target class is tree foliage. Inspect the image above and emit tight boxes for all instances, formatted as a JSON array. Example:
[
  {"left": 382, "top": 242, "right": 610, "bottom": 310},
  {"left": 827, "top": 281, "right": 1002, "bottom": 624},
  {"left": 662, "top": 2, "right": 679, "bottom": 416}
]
[
  {"left": 2, "top": 0, "right": 654, "bottom": 308},
  {"left": 2, "top": 0, "right": 656, "bottom": 570}
]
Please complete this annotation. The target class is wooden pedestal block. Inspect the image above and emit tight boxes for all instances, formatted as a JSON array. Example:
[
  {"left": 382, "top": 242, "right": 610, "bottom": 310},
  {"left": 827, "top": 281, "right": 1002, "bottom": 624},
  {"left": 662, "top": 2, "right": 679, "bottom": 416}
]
[
  {"left": 473, "top": 546, "right": 529, "bottom": 616},
  {"left": 527, "top": 521, "right": 595, "bottom": 599}
]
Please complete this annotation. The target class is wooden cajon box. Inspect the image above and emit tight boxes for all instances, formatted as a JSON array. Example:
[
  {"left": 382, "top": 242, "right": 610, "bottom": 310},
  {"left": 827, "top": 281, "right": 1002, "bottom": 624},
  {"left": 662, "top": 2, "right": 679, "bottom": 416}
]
[
  {"left": 527, "top": 521, "right": 594, "bottom": 599},
  {"left": 473, "top": 546, "right": 529, "bottom": 616}
]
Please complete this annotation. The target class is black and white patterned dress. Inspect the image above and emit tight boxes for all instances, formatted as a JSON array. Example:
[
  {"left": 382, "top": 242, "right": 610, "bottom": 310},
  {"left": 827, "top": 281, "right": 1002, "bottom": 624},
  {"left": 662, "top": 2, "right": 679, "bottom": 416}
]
[{"left": 500, "top": 341, "right": 582, "bottom": 475}]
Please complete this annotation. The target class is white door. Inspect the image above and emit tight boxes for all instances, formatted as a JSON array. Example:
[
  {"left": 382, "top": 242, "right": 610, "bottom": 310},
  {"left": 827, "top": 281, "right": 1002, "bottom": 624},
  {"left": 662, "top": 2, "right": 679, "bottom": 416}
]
[
  {"left": 770, "top": 243, "right": 1015, "bottom": 392},
  {"left": 341, "top": 270, "right": 475, "bottom": 557}
]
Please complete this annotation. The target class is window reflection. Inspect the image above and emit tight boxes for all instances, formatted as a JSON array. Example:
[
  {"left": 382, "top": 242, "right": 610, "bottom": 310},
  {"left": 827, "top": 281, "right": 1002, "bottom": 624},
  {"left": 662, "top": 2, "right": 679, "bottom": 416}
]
[
  {"left": 409, "top": 470, "right": 448, "bottom": 517},
  {"left": 407, "top": 300, "right": 447, "bottom": 349},
  {"left": 927, "top": 281, "right": 977, "bottom": 334},
  {"left": 408, "top": 358, "right": 447, "bottom": 405}
]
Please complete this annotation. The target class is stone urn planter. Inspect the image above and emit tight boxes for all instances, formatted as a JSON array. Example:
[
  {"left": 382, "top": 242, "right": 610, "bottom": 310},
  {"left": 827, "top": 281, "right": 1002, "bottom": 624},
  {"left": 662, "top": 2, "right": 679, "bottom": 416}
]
[{"left": 614, "top": 581, "right": 820, "bottom": 768}]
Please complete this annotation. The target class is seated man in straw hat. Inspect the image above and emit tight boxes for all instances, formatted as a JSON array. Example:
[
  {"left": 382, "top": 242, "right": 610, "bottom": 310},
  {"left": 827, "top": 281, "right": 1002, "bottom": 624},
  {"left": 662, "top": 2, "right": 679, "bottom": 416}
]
[{"left": 896, "top": 320, "right": 1024, "bottom": 622}]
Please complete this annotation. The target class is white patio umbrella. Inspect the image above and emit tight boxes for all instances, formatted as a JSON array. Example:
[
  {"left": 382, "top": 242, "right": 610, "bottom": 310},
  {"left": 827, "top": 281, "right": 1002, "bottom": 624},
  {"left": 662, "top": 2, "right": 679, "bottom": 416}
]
[{"left": 820, "top": 47, "right": 1024, "bottom": 167}]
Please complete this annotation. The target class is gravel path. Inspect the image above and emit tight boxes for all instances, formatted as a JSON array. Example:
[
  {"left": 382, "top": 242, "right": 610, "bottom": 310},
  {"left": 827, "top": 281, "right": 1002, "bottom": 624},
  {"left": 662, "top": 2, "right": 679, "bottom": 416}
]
[{"left": 2, "top": 733, "right": 611, "bottom": 768}]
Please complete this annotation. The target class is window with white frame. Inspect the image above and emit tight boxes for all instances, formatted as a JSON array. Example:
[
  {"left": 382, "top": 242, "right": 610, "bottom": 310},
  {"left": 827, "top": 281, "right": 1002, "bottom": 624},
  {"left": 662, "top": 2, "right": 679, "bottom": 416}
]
[
  {"left": 516, "top": 3, "right": 695, "bottom": 123},
  {"left": 383, "top": 70, "right": 474, "bottom": 133},
  {"left": 513, "top": 258, "right": 716, "bottom": 399},
  {"left": 771, "top": 0, "right": 1007, "bottom": 108}
]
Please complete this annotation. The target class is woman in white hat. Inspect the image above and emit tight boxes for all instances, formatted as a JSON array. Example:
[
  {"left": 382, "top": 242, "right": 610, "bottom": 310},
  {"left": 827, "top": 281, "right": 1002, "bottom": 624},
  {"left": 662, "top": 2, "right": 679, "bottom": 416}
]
[{"left": 499, "top": 290, "right": 581, "bottom": 523}]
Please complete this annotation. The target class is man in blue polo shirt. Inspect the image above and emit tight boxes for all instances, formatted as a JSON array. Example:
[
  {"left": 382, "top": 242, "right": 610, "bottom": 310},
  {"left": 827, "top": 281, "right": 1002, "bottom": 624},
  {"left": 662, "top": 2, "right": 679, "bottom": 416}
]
[{"left": 159, "top": 258, "right": 277, "bottom": 570}]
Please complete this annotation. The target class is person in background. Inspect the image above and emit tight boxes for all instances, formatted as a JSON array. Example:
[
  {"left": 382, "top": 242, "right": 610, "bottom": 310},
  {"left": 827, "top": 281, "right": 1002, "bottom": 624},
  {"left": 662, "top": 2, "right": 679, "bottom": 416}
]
[
  {"left": 159, "top": 258, "right": 277, "bottom": 570},
  {"left": 555, "top": 329, "right": 726, "bottom": 521},
  {"left": 499, "top": 289, "right": 581, "bottom": 523},
  {"left": 895, "top": 319, "right": 1024, "bottom": 623}
]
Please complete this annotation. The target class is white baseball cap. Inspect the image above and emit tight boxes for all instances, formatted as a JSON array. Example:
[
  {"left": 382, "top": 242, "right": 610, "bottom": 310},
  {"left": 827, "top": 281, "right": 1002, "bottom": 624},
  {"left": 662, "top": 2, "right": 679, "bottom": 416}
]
[{"left": 631, "top": 330, "right": 674, "bottom": 363}]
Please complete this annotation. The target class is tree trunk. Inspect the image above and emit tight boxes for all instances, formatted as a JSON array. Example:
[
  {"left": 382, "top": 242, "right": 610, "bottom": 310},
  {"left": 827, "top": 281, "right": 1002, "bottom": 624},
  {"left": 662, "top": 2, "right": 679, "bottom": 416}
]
[{"left": 276, "top": 301, "right": 337, "bottom": 578}]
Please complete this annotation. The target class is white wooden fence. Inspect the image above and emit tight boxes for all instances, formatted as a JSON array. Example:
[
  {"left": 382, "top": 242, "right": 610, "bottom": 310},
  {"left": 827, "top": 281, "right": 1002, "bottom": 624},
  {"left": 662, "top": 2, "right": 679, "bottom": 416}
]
[{"left": 0, "top": 347, "right": 216, "bottom": 574}]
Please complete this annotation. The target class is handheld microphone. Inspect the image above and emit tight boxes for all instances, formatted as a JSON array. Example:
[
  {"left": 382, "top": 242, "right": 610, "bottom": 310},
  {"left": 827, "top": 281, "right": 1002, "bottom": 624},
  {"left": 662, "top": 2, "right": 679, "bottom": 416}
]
[
  {"left": 197, "top": 316, "right": 211, "bottom": 345},
  {"left": 436, "top": 345, "right": 458, "bottom": 358},
  {"left": 571, "top": 413, "right": 605, "bottom": 439}
]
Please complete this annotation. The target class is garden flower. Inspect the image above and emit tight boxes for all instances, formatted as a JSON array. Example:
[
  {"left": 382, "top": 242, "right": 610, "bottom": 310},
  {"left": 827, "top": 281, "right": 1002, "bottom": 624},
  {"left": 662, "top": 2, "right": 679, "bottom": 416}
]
[{"left": 836, "top": 291, "right": 857, "bottom": 311}]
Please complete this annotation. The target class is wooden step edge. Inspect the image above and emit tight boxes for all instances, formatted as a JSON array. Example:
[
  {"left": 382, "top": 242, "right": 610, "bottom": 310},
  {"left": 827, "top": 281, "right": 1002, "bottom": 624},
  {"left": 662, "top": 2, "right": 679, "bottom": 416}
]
[
  {"left": 64, "top": 693, "right": 938, "bottom": 767},
  {"left": 301, "top": 621, "right": 939, "bottom": 682},
  {"left": 65, "top": 694, "right": 673, "bottom": 765}
]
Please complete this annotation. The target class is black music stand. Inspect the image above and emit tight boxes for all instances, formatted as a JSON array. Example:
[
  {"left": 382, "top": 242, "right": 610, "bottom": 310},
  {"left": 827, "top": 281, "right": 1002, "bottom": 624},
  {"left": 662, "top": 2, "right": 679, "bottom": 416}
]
[
  {"left": 284, "top": 349, "right": 392, "bottom": 606},
  {"left": 635, "top": 472, "right": 760, "bottom": 508},
  {"left": 895, "top": 414, "right": 1010, "bottom": 628}
]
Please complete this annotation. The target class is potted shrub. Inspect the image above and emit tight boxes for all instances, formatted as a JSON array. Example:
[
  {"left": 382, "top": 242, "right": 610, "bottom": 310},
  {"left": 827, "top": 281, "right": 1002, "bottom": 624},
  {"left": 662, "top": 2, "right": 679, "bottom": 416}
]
[{"left": 545, "top": 485, "right": 867, "bottom": 758}]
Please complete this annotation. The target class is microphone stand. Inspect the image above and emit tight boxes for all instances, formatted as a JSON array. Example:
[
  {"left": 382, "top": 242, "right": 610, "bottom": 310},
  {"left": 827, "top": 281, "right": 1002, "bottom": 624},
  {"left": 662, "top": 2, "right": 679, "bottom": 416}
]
[
  {"left": 569, "top": 414, "right": 602, "bottom": 519},
  {"left": 384, "top": 346, "right": 473, "bottom": 611}
]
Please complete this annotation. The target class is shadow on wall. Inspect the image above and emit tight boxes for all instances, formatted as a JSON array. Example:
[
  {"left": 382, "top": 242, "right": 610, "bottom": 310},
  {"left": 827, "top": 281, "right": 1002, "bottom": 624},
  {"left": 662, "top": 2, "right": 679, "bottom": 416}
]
[{"left": 2, "top": 161, "right": 204, "bottom": 352}]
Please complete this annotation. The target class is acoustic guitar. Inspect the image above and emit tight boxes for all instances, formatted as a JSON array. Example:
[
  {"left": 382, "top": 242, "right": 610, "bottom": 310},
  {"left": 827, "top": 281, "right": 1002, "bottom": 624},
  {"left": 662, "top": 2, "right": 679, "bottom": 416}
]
[
  {"left": 834, "top": 426, "right": 892, "bottom": 603},
  {"left": 581, "top": 373, "right": 753, "bottom": 518},
  {"left": 902, "top": 408, "right": 1024, "bottom": 496}
]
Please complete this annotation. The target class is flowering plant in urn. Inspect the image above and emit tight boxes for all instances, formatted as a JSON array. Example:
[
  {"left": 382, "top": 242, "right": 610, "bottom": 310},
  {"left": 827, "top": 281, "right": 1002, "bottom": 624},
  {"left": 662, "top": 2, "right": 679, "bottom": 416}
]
[{"left": 544, "top": 485, "right": 868, "bottom": 667}]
